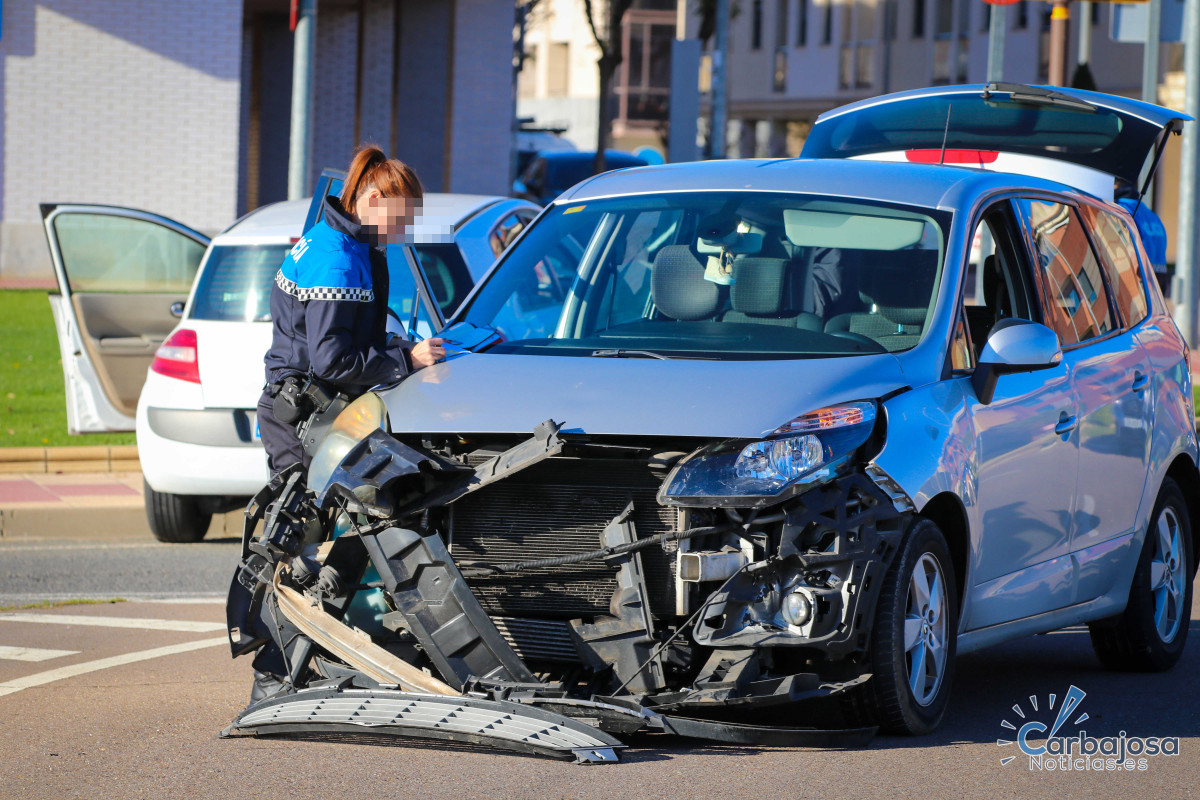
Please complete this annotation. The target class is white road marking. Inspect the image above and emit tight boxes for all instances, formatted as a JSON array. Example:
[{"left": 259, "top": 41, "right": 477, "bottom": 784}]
[
  {"left": 0, "top": 645, "right": 80, "bottom": 662},
  {"left": 0, "top": 637, "right": 228, "bottom": 698},
  {"left": 0, "top": 613, "right": 226, "bottom": 633}
]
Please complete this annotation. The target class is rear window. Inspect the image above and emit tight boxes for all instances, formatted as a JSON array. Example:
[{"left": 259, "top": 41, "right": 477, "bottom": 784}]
[
  {"left": 802, "top": 91, "right": 1161, "bottom": 183},
  {"left": 189, "top": 243, "right": 291, "bottom": 322}
]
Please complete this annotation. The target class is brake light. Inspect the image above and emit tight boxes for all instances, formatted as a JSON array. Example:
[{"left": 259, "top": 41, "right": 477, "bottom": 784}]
[
  {"left": 151, "top": 329, "right": 200, "bottom": 383},
  {"left": 906, "top": 149, "right": 999, "bottom": 165}
]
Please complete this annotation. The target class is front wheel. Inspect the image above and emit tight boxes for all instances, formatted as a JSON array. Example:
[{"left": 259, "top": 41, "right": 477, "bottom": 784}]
[
  {"left": 1089, "top": 478, "right": 1193, "bottom": 671},
  {"left": 144, "top": 480, "right": 211, "bottom": 543},
  {"left": 862, "top": 517, "right": 959, "bottom": 734}
]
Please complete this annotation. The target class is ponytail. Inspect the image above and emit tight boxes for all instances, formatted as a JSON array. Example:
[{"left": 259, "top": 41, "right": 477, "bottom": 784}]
[{"left": 339, "top": 143, "right": 424, "bottom": 209}]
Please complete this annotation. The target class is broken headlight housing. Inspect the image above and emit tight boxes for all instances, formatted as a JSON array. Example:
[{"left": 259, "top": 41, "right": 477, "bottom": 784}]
[
  {"left": 658, "top": 402, "right": 877, "bottom": 508},
  {"left": 307, "top": 392, "right": 389, "bottom": 494}
]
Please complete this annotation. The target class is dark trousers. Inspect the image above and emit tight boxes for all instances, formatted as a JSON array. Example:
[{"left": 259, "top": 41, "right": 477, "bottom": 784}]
[{"left": 257, "top": 387, "right": 308, "bottom": 478}]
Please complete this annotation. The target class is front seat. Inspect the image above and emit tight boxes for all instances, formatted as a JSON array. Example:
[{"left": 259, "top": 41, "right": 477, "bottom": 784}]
[
  {"left": 651, "top": 245, "right": 721, "bottom": 320},
  {"left": 825, "top": 249, "right": 938, "bottom": 351}
]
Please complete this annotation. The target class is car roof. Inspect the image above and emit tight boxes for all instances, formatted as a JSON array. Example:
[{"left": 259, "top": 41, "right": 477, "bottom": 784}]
[
  {"left": 213, "top": 193, "right": 505, "bottom": 245},
  {"left": 556, "top": 157, "right": 1089, "bottom": 211}
]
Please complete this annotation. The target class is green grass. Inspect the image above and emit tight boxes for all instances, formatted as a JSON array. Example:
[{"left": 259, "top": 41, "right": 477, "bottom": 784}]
[
  {"left": 0, "top": 597, "right": 125, "bottom": 612},
  {"left": 0, "top": 290, "right": 136, "bottom": 447}
]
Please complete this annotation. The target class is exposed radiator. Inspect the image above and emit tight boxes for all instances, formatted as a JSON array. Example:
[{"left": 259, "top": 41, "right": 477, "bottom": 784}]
[{"left": 449, "top": 456, "right": 677, "bottom": 621}]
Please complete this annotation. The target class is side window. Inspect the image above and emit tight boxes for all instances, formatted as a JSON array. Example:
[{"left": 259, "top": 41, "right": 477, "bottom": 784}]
[
  {"left": 52, "top": 214, "right": 204, "bottom": 292},
  {"left": 949, "top": 313, "right": 974, "bottom": 371},
  {"left": 962, "top": 202, "right": 1036, "bottom": 359},
  {"left": 1081, "top": 205, "right": 1150, "bottom": 327},
  {"left": 1015, "top": 199, "right": 1115, "bottom": 347},
  {"left": 489, "top": 213, "right": 529, "bottom": 257}
]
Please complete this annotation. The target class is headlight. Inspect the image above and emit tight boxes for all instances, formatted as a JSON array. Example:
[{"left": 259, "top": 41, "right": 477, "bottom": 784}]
[
  {"left": 659, "top": 401, "right": 877, "bottom": 507},
  {"left": 307, "top": 392, "right": 388, "bottom": 494}
]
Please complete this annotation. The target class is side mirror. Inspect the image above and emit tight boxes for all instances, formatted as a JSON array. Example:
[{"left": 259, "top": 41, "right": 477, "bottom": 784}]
[
  {"left": 512, "top": 179, "right": 528, "bottom": 195},
  {"left": 170, "top": 301, "right": 185, "bottom": 318},
  {"left": 971, "top": 318, "right": 1063, "bottom": 405}
]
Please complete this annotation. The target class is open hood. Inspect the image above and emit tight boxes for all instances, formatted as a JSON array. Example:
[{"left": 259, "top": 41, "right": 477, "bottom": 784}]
[
  {"left": 378, "top": 352, "right": 908, "bottom": 440},
  {"left": 801, "top": 84, "right": 1191, "bottom": 200}
]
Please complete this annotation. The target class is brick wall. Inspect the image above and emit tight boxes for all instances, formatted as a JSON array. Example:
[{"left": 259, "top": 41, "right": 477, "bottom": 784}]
[{"left": 0, "top": 0, "right": 245, "bottom": 282}]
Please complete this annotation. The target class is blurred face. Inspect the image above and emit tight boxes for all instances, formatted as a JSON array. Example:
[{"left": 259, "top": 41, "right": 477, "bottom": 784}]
[{"left": 354, "top": 187, "right": 419, "bottom": 244}]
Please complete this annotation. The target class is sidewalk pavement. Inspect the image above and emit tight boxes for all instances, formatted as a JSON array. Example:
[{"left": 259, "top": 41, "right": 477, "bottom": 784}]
[{"left": 0, "top": 471, "right": 241, "bottom": 541}]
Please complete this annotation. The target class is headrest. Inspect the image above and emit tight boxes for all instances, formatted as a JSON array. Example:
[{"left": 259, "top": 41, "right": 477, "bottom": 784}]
[
  {"left": 859, "top": 249, "right": 938, "bottom": 326},
  {"left": 651, "top": 245, "right": 720, "bottom": 321},
  {"left": 731, "top": 258, "right": 789, "bottom": 317}
]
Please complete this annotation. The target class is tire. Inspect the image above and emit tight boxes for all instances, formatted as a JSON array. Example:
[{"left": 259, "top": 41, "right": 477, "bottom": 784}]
[
  {"left": 1089, "top": 478, "right": 1193, "bottom": 672},
  {"left": 144, "top": 479, "right": 211, "bottom": 543},
  {"left": 860, "top": 517, "right": 959, "bottom": 735}
]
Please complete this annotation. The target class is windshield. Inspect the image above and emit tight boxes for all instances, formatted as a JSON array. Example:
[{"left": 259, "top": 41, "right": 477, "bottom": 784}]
[{"left": 460, "top": 192, "right": 949, "bottom": 360}]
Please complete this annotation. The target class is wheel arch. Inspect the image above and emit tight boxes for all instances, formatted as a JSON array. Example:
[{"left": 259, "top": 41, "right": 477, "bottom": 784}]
[
  {"left": 1164, "top": 452, "right": 1200, "bottom": 571},
  {"left": 916, "top": 491, "right": 970, "bottom": 608}
]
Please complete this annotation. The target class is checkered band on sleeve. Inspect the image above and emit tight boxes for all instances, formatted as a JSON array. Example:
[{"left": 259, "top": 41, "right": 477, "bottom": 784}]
[{"left": 275, "top": 270, "right": 374, "bottom": 303}]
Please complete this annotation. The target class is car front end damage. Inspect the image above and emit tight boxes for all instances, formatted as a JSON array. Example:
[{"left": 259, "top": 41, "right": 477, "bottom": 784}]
[{"left": 224, "top": 393, "right": 912, "bottom": 761}]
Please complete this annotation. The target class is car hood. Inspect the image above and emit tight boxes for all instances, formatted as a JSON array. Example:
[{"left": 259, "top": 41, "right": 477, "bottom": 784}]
[{"left": 379, "top": 352, "right": 908, "bottom": 439}]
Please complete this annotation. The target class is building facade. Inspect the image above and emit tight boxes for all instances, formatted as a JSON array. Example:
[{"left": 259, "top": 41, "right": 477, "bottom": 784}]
[{"left": 1, "top": 0, "right": 517, "bottom": 283}]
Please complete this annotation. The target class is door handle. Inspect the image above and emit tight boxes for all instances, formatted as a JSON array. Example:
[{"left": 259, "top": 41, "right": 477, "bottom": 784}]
[
  {"left": 1055, "top": 411, "right": 1078, "bottom": 437},
  {"left": 1131, "top": 371, "right": 1149, "bottom": 394}
]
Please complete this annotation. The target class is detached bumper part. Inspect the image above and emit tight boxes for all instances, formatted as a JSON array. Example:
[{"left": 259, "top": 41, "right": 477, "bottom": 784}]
[{"left": 223, "top": 686, "right": 624, "bottom": 763}]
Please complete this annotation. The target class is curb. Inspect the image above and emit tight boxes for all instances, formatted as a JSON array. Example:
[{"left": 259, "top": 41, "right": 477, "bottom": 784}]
[{"left": 0, "top": 445, "right": 139, "bottom": 474}]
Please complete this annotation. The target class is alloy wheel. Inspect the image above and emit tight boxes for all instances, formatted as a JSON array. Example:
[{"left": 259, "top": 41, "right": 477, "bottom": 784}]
[
  {"left": 1149, "top": 506, "right": 1186, "bottom": 644},
  {"left": 904, "top": 552, "right": 948, "bottom": 707}
]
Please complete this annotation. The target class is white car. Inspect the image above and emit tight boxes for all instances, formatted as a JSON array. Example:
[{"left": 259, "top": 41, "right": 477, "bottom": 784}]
[{"left": 40, "top": 173, "right": 539, "bottom": 541}]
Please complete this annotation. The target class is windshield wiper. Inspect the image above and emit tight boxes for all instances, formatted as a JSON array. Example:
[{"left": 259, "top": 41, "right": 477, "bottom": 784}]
[
  {"left": 982, "top": 82, "right": 1097, "bottom": 113},
  {"left": 590, "top": 348, "right": 715, "bottom": 360},
  {"left": 591, "top": 348, "right": 671, "bottom": 359}
]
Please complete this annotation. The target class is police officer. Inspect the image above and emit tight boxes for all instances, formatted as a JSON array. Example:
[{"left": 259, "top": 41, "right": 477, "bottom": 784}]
[{"left": 257, "top": 145, "right": 445, "bottom": 478}]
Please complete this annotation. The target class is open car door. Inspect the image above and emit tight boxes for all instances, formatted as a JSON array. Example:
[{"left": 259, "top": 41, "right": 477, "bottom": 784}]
[
  {"left": 40, "top": 204, "right": 208, "bottom": 432},
  {"left": 801, "top": 83, "right": 1192, "bottom": 202},
  {"left": 304, "top": 168, "right": 448, "bottom": 344}
]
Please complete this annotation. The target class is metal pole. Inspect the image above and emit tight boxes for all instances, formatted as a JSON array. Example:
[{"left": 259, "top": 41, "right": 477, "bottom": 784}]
[
  {"left": 987, "top": 4, "right": 1008, "bottom": 83},
  {"left": 1174, "top": 0, "right": 1200, "bottom": 346},
  {"left": 1143, "top": 0, "right": 1162, "bottom": 104},
  {"left": 1142, "top": 0, "right": 1163, "bottom": 208},
  {"left": 288, "top": 0, "right": 318, "bottom": 200},
  {"left": 1048, "top": 0, "right": 1069, "bottom": 86},
  {"left": 1078, "top": 1, "right": 1091, "bottom": 65},
  {"left": 711, "top": 0, "right": 729, "bottom": 158}
]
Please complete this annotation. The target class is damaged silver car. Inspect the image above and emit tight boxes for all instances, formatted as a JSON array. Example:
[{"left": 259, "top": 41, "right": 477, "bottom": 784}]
[{"left": 224, "top": 84, "right": 1199, "bottom": 761}]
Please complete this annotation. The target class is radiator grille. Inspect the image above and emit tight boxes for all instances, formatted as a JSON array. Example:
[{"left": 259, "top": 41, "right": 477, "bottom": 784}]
[{"left": 450, "top": 457, "right": 676, "bottom": 620}]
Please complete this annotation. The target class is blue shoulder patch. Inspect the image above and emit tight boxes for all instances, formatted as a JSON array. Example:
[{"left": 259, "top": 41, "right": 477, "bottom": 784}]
[{"left": 276, "top": 221, "right": 374, "bottom": 303}]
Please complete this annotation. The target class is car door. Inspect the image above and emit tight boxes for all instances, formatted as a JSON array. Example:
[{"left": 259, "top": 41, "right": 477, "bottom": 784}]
[
  {"left": 1014, "top": 198, "right": 1153, "bottom": 565},
  {"left": 962, "top": 199, "right": 1081, "bottom": 630},
  {"left": 40, "top": 204, "right": 209, "bottom": 432}
]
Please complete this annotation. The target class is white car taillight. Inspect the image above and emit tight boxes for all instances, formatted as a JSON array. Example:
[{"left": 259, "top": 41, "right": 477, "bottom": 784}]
[{"left": 151, "top": 329, "right": 200, "bottom": 383}]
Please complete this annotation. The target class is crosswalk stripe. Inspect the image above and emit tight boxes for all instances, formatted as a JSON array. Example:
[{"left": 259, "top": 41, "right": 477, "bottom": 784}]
[
  {"left": 0, "top": 637, "right": 228, "bottom": 698},
  {"left": 0, "top": 645, "right": 80, "bottom": 662},
  {"left": 0, "top": 613, "right": 226, "bottom": 633}
]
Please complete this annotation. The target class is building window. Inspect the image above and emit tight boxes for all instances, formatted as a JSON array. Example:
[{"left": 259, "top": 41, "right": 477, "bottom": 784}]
[
  {"left": 753, "top": 0, "right": 764, "bottom": 50},
  {"left": 822, "top": 0, "right": 833, "bottom": 45},
  {"left": 913, "top": 0, "right": 926, "bottom": 38},
  {"left": 981, "top": 3, "right": 990, "bottom": 33},
  {"left": 1016, "top": 0, "right": 1028, "bottom": 30},
  {"left": 839, "top": 0, "right": 877, "bottom": 89},
  {"left": 546, "top": 42, "right": 569, "bottom": 97},
  {"left": 932, "top": 0, "right": 953, "bottom": 83},
  {"left": 615, "top": 10, "right": 675, "bottom": 130},
  {"left": 774, "top": 0, "right": 789, "bottom": 91},
  {"left": 798, "top": 0, "right": 809, "bottom": 46}
]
